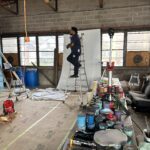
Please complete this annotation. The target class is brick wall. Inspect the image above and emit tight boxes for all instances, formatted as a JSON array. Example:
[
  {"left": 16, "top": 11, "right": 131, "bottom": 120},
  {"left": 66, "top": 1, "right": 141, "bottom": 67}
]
[
  {"left": 0, "top": 0, "right": 150, "bottom": 86},
  {"left": 0, "top": 0, "right": 149, "bottom": 33}
]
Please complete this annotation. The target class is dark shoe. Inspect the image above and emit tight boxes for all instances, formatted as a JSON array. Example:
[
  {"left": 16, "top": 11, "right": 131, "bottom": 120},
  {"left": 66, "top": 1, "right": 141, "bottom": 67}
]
[
  {"left": 70, "top": 74, "right": 79, "bottom": 78},
  {"left": 78, "top": 63, "right": 81, "bottom": 68}
]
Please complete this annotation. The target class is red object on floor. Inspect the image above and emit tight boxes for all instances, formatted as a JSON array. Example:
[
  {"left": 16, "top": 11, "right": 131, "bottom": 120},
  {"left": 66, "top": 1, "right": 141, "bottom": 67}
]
[{"left": 3, "top": 100, "right": 15, "bottom": 115}]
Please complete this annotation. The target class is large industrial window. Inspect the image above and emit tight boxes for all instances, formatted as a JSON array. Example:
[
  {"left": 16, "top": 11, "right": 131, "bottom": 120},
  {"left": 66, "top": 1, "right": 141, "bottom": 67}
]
[
  {"left": 2, "top": 37, "right": 18, "bottom": 53},
  {"left": 38, "top": 36, "right": 56, "bottom": 66},
  {"left": 102, "top": 33, "right": 124, "bottom": 66},
  {"left": 19, "top": 36, "right": 37, "bottom": 66},
  {"left": 127, "top": 31, "right": 150, "bottom": 51}
]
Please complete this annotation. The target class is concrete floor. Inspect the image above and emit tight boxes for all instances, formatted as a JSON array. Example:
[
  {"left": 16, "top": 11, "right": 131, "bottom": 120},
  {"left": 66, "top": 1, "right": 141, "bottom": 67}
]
[
  {"left": 0, "top": 90, "right": 81, "bottom": 150},
  {"left": 0, "top": 89, "right": 150, "bottom": 150},
  {"left": 129, "top": 107, "right": 150, "bottom": 137}
]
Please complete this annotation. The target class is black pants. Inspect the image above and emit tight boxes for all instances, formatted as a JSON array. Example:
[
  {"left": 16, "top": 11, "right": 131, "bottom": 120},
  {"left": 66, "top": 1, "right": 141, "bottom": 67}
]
[{"left": 67, "top": 53, "right": 80, "bottom": 75}]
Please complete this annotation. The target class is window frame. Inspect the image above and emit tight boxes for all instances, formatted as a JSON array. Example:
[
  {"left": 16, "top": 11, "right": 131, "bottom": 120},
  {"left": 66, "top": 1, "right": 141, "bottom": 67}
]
[
  {"left": 101, "top": 31, "right": 125, "bottom": 67},
  {"left": 1, "top": 29, "right": 150, "bottom": 68},
  {"left": 127, "top": 31, "right": 150, "bottom": 51},
  {"left": 2, "top": 37, "right": 18, "bottom": 54},
  {"left": 38, "top": 35, "right": 56, "bottom": 67},
  {"left": 1, "top": 33, "right": 60, "bottom": 68},
  {"left": 19, "top": 36, "right": 37, "bottom": 66}
]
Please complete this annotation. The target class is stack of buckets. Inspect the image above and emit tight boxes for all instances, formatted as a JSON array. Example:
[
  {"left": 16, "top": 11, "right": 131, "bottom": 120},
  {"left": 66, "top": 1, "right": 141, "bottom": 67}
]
[
  {"left": 77, "top": 113, "right": 95, "bottom": 131},
  {"left": 16, "top": 67, "right": 39, "bottom": 88}
]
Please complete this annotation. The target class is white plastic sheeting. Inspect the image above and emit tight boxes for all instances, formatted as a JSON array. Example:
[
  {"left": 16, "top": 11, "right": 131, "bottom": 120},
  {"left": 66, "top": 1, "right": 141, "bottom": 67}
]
[
  {"left": 57, "top": 29, "right": 101, "bottom": 91},
  {"left": 31, "top": 88, "right": 67, "bottom": 101}
]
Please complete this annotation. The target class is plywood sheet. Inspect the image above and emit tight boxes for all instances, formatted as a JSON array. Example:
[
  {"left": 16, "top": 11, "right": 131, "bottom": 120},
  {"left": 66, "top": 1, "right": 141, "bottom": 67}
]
[{"left": 126, "top": 51, "right": 149, "bottom": 67}]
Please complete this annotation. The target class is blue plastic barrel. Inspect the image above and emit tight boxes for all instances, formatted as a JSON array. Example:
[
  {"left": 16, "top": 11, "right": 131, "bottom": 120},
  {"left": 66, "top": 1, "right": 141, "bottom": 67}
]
[
  {"left": 77, "top": 114, "right": 86, "bottom": 131},
  {"left": 25, "top": 68, "right": 39, "bottom": 88},
  {"left": 16, "top": 67, "right": 25, "bottom": 83}
]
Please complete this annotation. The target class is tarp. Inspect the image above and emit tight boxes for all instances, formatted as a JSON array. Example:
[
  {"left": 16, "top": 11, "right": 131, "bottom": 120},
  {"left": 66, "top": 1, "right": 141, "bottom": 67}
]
[
  {"left": 31, "top": 88, "right": 67, "bottom": 101},
  {"left": 57, "top": 29, "right": 101, "bottom": 91}
]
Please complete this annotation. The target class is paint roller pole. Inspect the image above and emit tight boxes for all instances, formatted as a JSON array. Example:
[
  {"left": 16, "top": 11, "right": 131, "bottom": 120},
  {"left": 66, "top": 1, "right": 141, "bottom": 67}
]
[{"left": 107, "top": 28, "right": 114, "bottom": 101}]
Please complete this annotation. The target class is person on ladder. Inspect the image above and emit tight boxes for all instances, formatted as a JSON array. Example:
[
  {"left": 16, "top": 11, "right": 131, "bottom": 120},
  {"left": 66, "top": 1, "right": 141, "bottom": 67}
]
[{"left": 66, "top": 27, "right": 81, "bottom": 78}]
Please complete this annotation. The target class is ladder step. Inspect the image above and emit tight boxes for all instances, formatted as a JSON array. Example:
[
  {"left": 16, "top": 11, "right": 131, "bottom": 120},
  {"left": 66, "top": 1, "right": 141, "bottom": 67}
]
[
  {"left": 70, "top": 67, "right": 85, "bottom": 70},
  {"left": 76, "top": 79, "right": 87, "bottom": 83},
  {"left": 79, "top": 73, "right": 86, "bottom": 75},
  {"left": 67, "top": 85, "right": 88, "bottom": 88}
]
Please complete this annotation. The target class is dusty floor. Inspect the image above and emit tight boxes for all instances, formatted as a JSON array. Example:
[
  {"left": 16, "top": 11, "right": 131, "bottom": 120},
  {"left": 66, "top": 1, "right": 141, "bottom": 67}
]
[
  {"left": 0, "top": 89, "right": 82, "bottom": 150},
  {"left": 129, "top": 107, "right": 150, "bottom": 137},
  {"left": 0, "top": 89, "right": 150, "bottom": 150}
]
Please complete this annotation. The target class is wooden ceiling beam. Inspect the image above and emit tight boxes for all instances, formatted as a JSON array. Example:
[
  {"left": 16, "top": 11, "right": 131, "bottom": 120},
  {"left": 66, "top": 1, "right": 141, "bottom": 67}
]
[
  {"left": 0, "top": 0, "right": 18, "bottom": 15},
  {"left": 44, "top": 0, "right": 58, "bottom": 12},
  {"left": 99, "top": 0, "right": 103, "bottom": 8}
]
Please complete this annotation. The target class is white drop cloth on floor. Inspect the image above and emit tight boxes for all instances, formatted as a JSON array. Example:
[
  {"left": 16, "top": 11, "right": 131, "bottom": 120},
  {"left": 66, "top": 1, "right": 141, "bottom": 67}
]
[{"left": 31, "top": 88, "right": 67, "bottom": 101}]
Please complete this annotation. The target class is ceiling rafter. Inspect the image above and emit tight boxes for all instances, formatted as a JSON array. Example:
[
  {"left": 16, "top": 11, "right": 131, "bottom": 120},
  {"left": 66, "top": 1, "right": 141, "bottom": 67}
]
[
  {"left": 0, "top": 0, "right": 19, "bottom": 15},
  {"left": 44, "top": 0, "right": 58, "bottom": 12},
  {"left": 99, "top": 0, "right": 103, "bottom": 8}
]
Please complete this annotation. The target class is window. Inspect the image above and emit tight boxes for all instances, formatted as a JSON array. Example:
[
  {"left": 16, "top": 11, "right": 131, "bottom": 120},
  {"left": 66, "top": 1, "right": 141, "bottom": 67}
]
[
  {"left": 20, "top": 36, "right": 37, "bottom": 66},
  {"left": 58, "top": 35, "right": 64, "bottom": 53},
  {"left": 102, "top": 33, "right": 124, "bottom": 66},
  {"left": 127, "top": 31, "right": 150, "bottom": 51},
  {"left": 38, "top": 36, "right": 56, "bottom": 66},
  {"left": 2, "top": 37, "right": 17, "bottom": 53}
]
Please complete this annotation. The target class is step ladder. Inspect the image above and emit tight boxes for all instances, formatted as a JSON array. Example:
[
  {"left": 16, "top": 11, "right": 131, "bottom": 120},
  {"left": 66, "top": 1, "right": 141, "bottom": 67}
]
[
  {"left": 0, "top": 51, "right": 28, "bottom": 100},
  {"left": 66, "top": 33, "right": 89, "bottom": 105}
]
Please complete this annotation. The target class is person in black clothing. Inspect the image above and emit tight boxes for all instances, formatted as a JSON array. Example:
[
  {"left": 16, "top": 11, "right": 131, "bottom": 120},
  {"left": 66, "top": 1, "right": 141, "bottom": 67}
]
[{"left": 66, "top": 27, "right": 81, "bottom": 78}]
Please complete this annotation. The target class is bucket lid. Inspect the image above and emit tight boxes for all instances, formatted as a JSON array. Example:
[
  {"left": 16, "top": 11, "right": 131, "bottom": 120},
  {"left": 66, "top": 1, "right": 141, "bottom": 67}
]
[{"left": 94, "top": 129, "right": 127, "bottom": 146}]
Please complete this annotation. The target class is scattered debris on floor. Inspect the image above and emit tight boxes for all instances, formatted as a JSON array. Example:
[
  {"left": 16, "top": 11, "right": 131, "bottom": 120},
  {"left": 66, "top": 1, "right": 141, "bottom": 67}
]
[
  {"left": 0, "top": 112, "right": 17, "bottom": 123},
  {"left": 31, "top": 88, "right": 68, "bottom": 101}
]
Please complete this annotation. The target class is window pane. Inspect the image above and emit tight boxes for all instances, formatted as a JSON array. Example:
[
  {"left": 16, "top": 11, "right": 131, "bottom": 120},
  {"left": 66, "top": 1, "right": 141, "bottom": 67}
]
[
  {"left": 58, "top": 35, "right": 64, "bottom": 53},
  {"left": 102, "top": 33, "right": 124, "bottom": 50},
  {"left": 39, "top": 52, "right": 54, "bottom": 66},
  {"left": 20, "top": 52, "right": 37, "bottom": 66},
  {"left": 102, "top": 50, "right": 123, "bottom": 66},
  {"left": 39, "top": 36, "right": 56, "bottom": 51},
  {"left": 102, "top": 32, "right": 124, "bottom": 66},
  {"left": 2, "top": 37, "right": 17, "bottom": 53},
  {"left": 20, "top": 37, "right": 36, "bottom": 51},
  {"left": 19, "top": 36, "right": 37, "bottom": 66},
  {"left": 127, "top": 31, "right": 150, "bottom": 51}
]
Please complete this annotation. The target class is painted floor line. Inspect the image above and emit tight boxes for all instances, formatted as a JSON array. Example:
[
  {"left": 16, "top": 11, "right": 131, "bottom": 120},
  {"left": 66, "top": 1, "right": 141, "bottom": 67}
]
[
  {"left": 57, "top": 118, "right": 76, "bottom": 150},
  {"left": 4, "top": 102, "right": 61, "bottom": 150}
]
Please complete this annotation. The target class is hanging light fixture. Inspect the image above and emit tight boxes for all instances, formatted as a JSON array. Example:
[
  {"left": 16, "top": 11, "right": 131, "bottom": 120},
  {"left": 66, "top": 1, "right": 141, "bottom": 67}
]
[{"left": 24, "top": 0, "right": 30, "bottom": 42}]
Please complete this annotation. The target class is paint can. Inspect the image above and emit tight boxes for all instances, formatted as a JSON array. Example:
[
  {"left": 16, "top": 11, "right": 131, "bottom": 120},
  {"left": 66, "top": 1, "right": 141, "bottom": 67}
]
[
  {"left": 96, "top": 101, "right": 103, "bottom": 110},
  {"left": 87, "top": 113, "right": 95, "bottom": 129},
  {"left": 77, "top": 114, "right": 86, "bottom": 131},
  {"left": 103, "top": 101, "right": 110, "bottom": 109},
  {"left": 115, "top": 110, "right": 122, "bottom": 121},
  {"left": 103, "top": 87, "right": 108, "bottom": 93},
  {"left": 100, "top": 86, "right": 104, "bottom": 93}
]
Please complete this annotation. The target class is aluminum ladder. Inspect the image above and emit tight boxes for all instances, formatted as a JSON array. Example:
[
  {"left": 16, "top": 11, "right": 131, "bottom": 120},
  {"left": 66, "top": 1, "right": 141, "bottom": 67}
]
[{"left": 66, "top": 33, "right": 89, "bottom": 105}]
